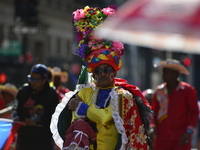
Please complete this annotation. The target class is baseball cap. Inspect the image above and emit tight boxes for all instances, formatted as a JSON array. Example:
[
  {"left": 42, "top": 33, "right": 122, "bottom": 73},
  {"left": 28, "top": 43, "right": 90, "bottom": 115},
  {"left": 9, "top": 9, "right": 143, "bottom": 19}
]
[{"left": 30, "top": 64, "right": 49, "bottom": 80}]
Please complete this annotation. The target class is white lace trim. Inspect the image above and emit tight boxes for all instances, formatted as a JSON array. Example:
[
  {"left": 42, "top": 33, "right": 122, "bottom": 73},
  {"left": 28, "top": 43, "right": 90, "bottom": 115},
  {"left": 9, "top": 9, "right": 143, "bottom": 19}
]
[
  {"left": 75, "top": 83, "right": 96, "bottom": 92},
  {"left": 110, "top": 88, "right": 128, "bottom": 150},
  {"left": 62, "top": 142, "right": 87, "bottom": 150},
  {"left": 50, "top": 91, "right": 76, "bottom": 149}
]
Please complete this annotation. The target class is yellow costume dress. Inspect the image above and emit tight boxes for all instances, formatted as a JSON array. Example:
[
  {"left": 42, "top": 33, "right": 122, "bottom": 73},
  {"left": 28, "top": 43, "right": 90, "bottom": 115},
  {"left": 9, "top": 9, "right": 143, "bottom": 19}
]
[{"left": 50, "top": 79, "right": 150, "bottom": 150}]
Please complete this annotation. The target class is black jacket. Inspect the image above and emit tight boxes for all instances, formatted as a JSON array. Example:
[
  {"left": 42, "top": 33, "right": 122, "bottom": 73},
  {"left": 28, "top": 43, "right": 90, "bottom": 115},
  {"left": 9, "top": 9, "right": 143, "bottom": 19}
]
[{"left": 14, "top": 83, "right": 59, "bottom": 139}]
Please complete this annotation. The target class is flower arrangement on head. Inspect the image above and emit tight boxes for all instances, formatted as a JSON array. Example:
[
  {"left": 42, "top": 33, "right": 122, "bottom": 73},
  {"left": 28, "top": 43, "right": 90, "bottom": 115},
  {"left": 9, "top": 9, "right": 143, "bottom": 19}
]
[{"left": 72, "top": 5, "right": 124, "bottom": 73}]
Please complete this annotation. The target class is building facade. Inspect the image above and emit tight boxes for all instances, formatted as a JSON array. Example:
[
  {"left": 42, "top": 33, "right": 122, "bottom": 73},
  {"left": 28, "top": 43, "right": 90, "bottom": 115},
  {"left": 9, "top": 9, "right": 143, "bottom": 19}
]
[{"left": 0, "top": 0, "right": 199, "bottom": 98}]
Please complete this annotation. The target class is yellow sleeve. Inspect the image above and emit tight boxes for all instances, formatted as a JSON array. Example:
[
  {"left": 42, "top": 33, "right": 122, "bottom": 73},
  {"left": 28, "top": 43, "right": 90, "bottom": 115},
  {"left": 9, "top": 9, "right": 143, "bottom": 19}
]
[
  {"left": 74, "top": 87, "right": 113, "bottom": 125},
  {"left": 87, "top": 104, "right": 113, "bottom": 125},
  {"left": 77, "top": 88, "right": 94, "bottom": 105}
]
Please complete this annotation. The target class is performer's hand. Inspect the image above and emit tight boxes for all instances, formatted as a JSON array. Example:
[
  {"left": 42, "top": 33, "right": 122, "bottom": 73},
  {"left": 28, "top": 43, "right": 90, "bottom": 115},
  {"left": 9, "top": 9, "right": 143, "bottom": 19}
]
[
  {"left": 68, "top": 95, "right": 82, "bottom": 111},
  {"left": 180, "top": 131, "right": 191, "bottom": 145}
]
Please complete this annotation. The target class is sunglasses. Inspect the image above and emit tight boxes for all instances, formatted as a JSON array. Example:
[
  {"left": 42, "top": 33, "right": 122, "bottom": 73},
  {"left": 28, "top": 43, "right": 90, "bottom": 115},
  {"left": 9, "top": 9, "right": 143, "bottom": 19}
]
[
  {"left": 27, "top": 75, "right": 42, "bottom": 83},
  {"left": 94, "top": 66, "right": 113, "bottom": 75}
]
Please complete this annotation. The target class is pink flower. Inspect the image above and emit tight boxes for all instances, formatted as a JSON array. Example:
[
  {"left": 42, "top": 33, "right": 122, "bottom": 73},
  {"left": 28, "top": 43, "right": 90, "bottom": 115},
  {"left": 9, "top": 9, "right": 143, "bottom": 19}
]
[
  {"left": 111, "top": 41, "right": 124, "bottom": 55},
  {"left": 102, "top": 7, "right": 115, "bottom": 16},
  {"left": 73, "top": 9, "right": 86, "bottom": 20}
]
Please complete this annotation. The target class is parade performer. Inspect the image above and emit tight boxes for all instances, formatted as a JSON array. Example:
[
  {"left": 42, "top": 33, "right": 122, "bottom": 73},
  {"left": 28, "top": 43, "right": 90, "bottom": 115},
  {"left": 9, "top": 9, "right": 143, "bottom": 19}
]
[{"left": 50, "top": 5, "right": 152, "bottom": 150}]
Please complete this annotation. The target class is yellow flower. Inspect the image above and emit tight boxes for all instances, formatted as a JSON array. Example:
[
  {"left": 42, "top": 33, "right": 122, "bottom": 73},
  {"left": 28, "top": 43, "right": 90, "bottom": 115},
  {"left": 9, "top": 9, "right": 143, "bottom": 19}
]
[
  {"left": 78, "top": 40, "right": 84, "bottom": 47},
  {"left": 84, "top": 6, "right": 90, "bottom": 12},
  {"left": 105, "top": 45, "right": 109, "bottom": 49}
]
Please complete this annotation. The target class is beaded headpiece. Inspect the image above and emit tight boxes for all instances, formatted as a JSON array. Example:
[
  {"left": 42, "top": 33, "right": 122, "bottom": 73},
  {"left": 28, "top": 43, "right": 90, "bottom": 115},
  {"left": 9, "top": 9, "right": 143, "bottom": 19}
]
[{"left": 72, "top": 6, "right": 124, "bottom": 73}]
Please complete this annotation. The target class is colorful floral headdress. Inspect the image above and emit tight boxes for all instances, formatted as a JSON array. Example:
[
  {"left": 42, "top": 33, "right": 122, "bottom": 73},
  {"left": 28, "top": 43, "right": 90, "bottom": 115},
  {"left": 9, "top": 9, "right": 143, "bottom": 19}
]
[{"left": 72, "top": 6, "right": 124, "bottom": 73}]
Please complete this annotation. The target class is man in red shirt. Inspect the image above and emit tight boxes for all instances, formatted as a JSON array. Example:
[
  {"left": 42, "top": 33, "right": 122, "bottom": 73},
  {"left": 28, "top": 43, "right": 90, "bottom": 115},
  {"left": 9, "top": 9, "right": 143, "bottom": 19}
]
[{"left": 151, "top": 58, "right": 199, "bottom": 150}]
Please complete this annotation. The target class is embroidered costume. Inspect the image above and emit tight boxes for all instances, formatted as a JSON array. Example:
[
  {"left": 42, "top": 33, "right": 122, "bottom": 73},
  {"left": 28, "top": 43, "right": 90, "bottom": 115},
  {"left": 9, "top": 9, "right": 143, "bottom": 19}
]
[{"left": 51, "top": 78, "right": 151, "bottom": 150}]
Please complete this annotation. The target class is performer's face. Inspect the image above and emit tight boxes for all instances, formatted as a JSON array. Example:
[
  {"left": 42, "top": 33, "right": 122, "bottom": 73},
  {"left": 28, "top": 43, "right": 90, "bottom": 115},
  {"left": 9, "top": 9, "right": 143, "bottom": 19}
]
[{"left": 93, "top": 64, "right": 116, "bottom": 88}]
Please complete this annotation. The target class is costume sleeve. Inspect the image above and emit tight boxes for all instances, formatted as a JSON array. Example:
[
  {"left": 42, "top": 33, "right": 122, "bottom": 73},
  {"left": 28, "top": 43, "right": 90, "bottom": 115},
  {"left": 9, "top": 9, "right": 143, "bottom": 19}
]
[
  {"left": 86, "top": 104, "right": 113, "bottom": 125},
  {"left": 186, "top": 86, "right": 199, "bottom": 131},
  {"left": 76, "top": 88, "right": 113, "bottom": 124}
]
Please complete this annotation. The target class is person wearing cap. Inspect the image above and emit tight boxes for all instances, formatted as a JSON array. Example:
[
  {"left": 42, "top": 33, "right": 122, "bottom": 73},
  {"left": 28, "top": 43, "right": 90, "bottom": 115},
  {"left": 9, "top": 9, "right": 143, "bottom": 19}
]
[
  {"left": 13, "top": 64, "right": 60, "bottom": 150},
  {"left": 0, "top": 83, "right": 18, "bottom": 118},
  {"left": 50, "top": 6, "right": 153, "bottom": 150},
  {"left": 150, "top": 58, "right": 199, "bottom": 150}
]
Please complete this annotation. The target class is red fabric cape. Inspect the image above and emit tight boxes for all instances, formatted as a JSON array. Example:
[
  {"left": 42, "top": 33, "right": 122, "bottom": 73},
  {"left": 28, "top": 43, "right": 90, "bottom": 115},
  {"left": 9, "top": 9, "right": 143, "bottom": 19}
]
[{"left": 114, "top": 78, "right": 151, "bottom": 108}]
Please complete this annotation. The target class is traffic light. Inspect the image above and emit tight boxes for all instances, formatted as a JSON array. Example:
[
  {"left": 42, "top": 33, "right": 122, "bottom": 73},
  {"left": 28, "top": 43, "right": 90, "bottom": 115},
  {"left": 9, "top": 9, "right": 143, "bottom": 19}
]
[
  {"left": 183, "top": 57, "right": 191, "bottom": 67},
  {"left": 0, "top": 72, "right": 7, "bottom": 84},
  {"left": 14, "top": 0, "right": 38, "bottom": 25}
]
